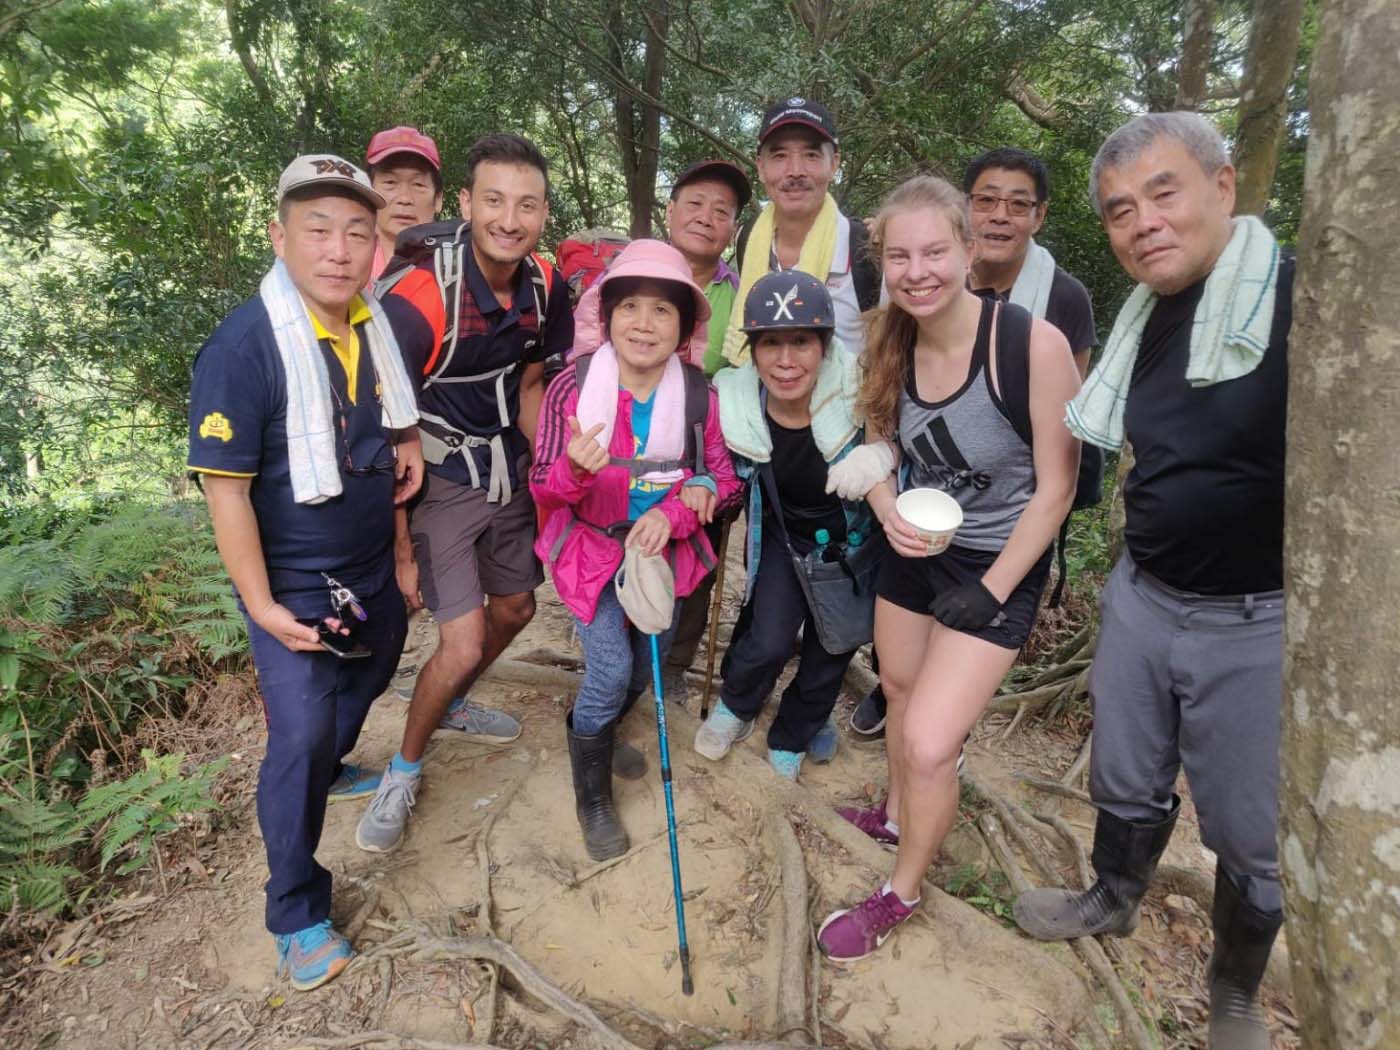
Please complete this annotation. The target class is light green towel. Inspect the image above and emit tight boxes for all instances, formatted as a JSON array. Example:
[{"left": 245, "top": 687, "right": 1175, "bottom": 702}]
[
  {"left": 714, "top": 342, "right": 860, "bottom": 463},
  {"left": 1065, "top": 215, "right": 1280, "bottom": 450}
]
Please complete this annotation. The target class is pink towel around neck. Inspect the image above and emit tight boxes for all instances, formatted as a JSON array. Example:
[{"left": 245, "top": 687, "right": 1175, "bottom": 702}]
[{"left": 574, "top": 341, "right": 687, "bottom": 485}]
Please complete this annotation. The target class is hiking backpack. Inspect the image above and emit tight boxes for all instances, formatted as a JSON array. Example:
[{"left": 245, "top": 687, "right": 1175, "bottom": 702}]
[
  {"left": 557, "top": 228, "right": 630, "bottom": 304},
  {"left": 374, "top": 220, "right": 557, "bottom": 504},
  {"left": 993, "top": 302, "right": 1102, "bottom": 608}
]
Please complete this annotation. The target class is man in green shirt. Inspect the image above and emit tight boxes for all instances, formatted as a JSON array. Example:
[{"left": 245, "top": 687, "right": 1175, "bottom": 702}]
[
  {"left": 664, "top": 159, "right": 750, "bottom": 375},
  {"left": 657, "top": 159, "right": 751, "bottom": 704}
]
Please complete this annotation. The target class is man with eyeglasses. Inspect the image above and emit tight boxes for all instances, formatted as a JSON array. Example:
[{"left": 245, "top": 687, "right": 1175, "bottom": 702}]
[
  {"left": 964, "top": 147, "right": 1098, "bottom": 378},
  {"left": 187, "top": 155, "right": 423, "bottom": 990}
]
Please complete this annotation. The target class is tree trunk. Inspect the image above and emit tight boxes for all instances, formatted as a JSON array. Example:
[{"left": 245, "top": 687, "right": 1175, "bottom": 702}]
[
  {"left": 1280, "top": 1, "right": 1400, "bottom": 1046},
  {"left": 1174, "top": 0, "right": 1215, "bottom": 110},
  {"left": 610, "top": 0, "right": 668, "bottom": 240},
  {"left": 1232, "top": 0, "right": 1307, "bottom": 215}
]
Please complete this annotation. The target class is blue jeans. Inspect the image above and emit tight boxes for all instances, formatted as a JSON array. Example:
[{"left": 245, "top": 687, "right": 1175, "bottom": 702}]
[{"left": 572, "top": 581, "right": 680, "bottom": 735}]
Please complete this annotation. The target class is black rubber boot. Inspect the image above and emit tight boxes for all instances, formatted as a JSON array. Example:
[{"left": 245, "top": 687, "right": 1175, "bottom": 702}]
[
  {"left": 1013, "top": 796, "right": 1179, "bottom": 940},
  {"left": 566, "top": 713, "right": 629, "bottom": 861},
  {"left": 1207, "top": 866, "right": 1282, "bottom": 1049},
  {"left": 611, "top": 689, "right": 648, "bottom": 781}
]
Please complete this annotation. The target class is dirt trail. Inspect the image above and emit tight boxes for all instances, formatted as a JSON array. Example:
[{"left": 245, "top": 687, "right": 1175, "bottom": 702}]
[{"left": 2, "top": 566, "right": 1297, "bottom": 1049}]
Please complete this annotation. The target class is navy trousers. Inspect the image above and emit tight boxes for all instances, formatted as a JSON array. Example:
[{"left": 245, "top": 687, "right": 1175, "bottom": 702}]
[{"left": 243, "top": 565, "right": 406, "bottom": 934}]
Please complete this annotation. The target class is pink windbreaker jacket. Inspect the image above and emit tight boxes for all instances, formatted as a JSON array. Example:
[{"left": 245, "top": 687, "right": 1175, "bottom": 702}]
[{"left": 530, "top": 361, "right": 741, "bottom": 624}]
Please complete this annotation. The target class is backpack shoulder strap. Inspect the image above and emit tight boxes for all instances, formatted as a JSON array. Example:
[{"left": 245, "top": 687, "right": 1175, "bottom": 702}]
[
  {"left": 680, "top": 362, "right": 710, "bottom": 475},
  {"left": 847, "top": 218, "right": 881, "bottom": 311},
  {"left": 734, "top": 218, "right": 754, "bottom": 273},
  {"left": 994, "top": 301, "right": 1034, "bottom": 447}
]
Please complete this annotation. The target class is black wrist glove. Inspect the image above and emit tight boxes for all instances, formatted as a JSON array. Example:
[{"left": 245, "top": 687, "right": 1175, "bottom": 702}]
[{"left": 929, "top": 580, "right": 1004, "bottom": 631}]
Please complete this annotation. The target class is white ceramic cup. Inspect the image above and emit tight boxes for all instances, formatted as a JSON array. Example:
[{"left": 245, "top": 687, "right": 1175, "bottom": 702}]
[{"left": 895, "top": 488, "right": 963, "bottom": 556}]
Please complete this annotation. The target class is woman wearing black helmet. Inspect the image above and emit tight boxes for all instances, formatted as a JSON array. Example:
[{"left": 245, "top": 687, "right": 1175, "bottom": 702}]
[{"left": 695, "top": 269, "right": 886, "bottom": 781}]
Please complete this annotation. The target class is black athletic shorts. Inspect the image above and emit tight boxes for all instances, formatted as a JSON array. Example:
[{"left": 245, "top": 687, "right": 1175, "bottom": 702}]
[{"left": 875, "top": 543, "right": 1052, "bottom": 650}]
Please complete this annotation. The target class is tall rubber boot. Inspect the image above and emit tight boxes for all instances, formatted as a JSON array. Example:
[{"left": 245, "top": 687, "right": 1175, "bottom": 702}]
[
  {"left": 1013, "top": 796, "right": 1179, "bottom": 940},
  {"left": 611, "top": 689, "right": 648, "bottom": 781},
  {"left": 566, "top": 712, "right": 629, "bottom": 861},
  {"left": 1207, "top": 866, "right": 1282, "bottom": 1049}
]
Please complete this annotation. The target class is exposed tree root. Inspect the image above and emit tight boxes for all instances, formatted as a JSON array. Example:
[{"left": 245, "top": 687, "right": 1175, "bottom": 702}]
[
  {"left": 472, "top": 760, "right": 533, "bottom": 1044},
  {"left": 1034, "top": 811, "right": 1093, "bottom": 890},
  {"left": 768, "top": 811, "right": 811, "bottom": 1044},
  {"left": 1016, "top": 774, "right": 1093, "bottom": 806},
  {"left": 978, "top": 814, "right": 1156, "bottom": 1050}
]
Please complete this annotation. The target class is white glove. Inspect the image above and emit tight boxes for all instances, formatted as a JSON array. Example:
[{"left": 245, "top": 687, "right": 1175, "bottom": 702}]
[{"left": 824, "top": 442, "right": 896, "bottom": 501}]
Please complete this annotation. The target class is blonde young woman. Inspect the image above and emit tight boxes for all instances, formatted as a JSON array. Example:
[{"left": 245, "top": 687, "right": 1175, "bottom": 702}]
[{"left": 817, "top": 175, "right": 1081, "bottom": 961}]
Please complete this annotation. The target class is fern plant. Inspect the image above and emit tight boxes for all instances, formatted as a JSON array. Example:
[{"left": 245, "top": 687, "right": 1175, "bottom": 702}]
[{"left": 78, "top": 749, "right": 227, "bottom": 874}]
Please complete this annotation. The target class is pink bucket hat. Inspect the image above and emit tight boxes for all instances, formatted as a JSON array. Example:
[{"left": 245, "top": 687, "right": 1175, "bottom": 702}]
[{"left": 595, "top": 239, "right": 712, "bottom": 363}]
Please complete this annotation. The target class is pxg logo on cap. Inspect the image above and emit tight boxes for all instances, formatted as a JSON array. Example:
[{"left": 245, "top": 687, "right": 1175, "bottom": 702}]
[{"left": 276, "top": 153, "right": 386, "bottom": 211}]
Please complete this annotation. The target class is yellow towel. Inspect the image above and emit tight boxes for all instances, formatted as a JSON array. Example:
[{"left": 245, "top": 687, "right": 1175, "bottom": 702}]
[{"left": 722, "top": 193, "right": 840, "bottom": 366}]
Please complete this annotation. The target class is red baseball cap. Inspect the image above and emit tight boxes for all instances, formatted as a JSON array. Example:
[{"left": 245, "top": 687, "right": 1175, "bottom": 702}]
[{"left": 366, "top": 126, "right": 441, "bottom": 171}]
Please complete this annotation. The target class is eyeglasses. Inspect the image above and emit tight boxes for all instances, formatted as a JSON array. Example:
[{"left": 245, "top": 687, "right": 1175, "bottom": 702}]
[
  {"left": 344, "top": 442, "right": 397, "bottom": 477},
  {"left": 327, "top": 378, "right": 397, "bottom": 477},
  {"left": 969, "top": 193, "right": 1040, "bottom": 218}
]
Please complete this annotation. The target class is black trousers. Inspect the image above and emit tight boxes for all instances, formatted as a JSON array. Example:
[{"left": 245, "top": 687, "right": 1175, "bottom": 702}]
[{"left": 719, "top": 533, "right": 857, "bottom": 752}]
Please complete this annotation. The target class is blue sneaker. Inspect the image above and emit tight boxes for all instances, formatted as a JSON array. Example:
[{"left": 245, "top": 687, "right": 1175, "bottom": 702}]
[
  {"left": 327, "top": 763, "right": 382, "bottom": 803},
  {"left": 274, "top": 919, "right": 353, "bottom": 991},
  {"left": 768, "top": 748, "right": 804, "bottom": 781},
  {"left": 808, "top": 717, "right": 839, "bottom": 763}
]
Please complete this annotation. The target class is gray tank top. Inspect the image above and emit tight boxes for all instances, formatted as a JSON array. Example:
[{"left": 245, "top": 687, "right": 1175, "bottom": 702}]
[{"left": 897, "top": 298, "right": 1035, "bottom": 551}]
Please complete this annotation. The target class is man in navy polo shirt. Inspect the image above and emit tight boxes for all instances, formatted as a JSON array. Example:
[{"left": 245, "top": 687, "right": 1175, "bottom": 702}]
[
  {"left": 358, "top": 133, "right": 573, "bottom": 853},
  {"left": 188, "top": 155, "right": 422, "bottom": 990}
]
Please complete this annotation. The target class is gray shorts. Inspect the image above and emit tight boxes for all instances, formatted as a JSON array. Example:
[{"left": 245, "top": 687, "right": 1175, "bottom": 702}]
[
  {"left": 409, "top": 468, "right": 543, "bottom": 622},
  {"left": 1089, "top": 555, "right": 1284, "bottom": 908}
]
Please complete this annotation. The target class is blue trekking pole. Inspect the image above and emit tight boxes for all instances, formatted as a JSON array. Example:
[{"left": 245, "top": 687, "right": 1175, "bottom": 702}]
[{"left": 648, "top": 633, "right": 694, "bottom": 996}]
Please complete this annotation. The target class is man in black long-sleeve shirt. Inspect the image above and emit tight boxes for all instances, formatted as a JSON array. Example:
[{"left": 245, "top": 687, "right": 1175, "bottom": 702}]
[{"left": 1013, "top": 112, "right": 1288, "bottom": 1050}]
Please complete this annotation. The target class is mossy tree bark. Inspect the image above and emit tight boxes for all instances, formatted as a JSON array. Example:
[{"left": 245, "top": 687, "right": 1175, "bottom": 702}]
[{"left": 1280, "top": 0, "right": 1400, "bottom": 1043}]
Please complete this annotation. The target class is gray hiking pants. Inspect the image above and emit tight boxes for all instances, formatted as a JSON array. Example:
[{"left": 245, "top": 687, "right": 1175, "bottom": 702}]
[{"left": 1088, "top": 555, "right": 1284, "bottom": 912}]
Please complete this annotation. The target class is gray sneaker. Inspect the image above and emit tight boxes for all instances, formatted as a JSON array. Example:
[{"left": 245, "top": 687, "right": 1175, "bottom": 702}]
[
  {"left": 432, "top": 697, "right": 521, "bottom": 743},
  {"left": 355, "top": 766, "right": 419, "bottom": 853}
]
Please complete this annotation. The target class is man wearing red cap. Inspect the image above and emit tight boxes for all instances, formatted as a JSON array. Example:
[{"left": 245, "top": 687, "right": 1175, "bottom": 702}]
[{"left": 365, "top": 126, "right": 443, "bottom": 284}]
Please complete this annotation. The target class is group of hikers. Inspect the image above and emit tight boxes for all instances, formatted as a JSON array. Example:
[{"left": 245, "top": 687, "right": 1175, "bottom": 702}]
[{"left": 188, "top": 95, "right": 1290, "bottom": 1049}]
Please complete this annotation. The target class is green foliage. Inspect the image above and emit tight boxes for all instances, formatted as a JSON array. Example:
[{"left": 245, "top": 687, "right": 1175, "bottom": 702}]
[
  {"left": 78, "top": 749, "right": 226, "bottom": 874},
  {"left": 0, "top": 498, "right": 243, "bottom": 789},
  {"left": 0, "top": 750, "right": 224, "bottom": 914},
  {"left": 0, "top": 499, "right": 241, "bottom": 921},
  {"left": 942, "top": 863, "right": 1015, "bottom": 925}
]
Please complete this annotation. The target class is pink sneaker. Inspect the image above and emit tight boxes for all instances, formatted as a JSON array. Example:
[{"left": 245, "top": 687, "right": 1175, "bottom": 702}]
[
  {"left": 817, "top": 885, "right": 915, "bottom": 962},
  {"left": 837, "top": 799, "right": 899, "bottom": 849}
]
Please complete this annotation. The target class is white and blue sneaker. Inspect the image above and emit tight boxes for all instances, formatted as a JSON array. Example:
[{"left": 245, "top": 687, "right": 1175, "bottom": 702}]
[{"left": 693, "top": 700, "right": 755, "bottom": 760}]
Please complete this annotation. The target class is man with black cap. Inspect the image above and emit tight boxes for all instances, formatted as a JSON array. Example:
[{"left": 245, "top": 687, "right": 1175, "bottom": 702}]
[
  {"left": 187, "top": 154, "right": 422, "bottom": 990},
  {"left": 665, "top": 158, "right": 751, "bottom": 376},
  {"left": 723, "top": 97, "right": 880, "bottom": 366}
]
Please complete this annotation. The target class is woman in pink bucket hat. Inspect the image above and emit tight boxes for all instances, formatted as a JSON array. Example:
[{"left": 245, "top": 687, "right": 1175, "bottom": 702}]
[{"left": 529, "top": 240, "right": 741, "bottom": 861}]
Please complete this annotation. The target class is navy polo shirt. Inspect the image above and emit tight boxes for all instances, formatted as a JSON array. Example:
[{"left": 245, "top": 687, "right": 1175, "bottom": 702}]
[
  {"left": 187, "top": 295, "right": 396, "bottom": 594},
  {"left": 378, "top": 245, "right": 572, "bottom": 491}
]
